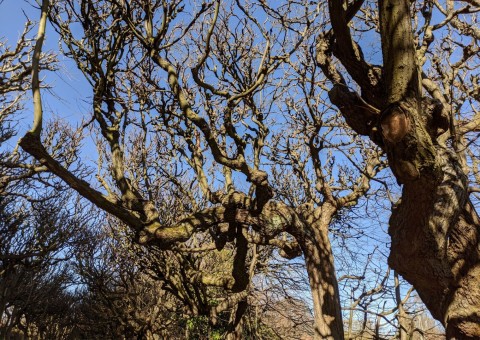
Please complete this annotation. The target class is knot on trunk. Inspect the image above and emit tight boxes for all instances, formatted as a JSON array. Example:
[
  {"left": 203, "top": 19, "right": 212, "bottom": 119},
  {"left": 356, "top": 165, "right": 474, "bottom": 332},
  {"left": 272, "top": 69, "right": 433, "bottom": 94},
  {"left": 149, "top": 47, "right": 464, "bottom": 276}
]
[
  {"left": 380, "top": 103, "right": 411, "bottom": 144},
  {"left": 380, "top": 99, "right": 438, "bottom": 184}
]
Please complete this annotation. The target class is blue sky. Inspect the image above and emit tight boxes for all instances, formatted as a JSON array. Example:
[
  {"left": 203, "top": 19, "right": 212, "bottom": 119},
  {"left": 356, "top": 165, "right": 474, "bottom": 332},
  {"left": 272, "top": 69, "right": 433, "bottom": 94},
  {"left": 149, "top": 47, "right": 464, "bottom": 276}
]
[
  {"left": 1, "top": 1, "right": 89, "bottom": 119},
  {"left": 0, "top": 1, "right": 445, "bottom": 333},
  {"left": 1, "top": 0, "right": 96, "bottom": 162}
]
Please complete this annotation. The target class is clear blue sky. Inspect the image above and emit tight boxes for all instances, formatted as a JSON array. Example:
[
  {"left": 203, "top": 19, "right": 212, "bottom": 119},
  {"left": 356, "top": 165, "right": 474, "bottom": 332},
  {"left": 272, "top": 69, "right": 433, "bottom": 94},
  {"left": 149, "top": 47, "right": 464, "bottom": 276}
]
[{"left": 1, "top": 0, "right": 94, "bottom": 155}]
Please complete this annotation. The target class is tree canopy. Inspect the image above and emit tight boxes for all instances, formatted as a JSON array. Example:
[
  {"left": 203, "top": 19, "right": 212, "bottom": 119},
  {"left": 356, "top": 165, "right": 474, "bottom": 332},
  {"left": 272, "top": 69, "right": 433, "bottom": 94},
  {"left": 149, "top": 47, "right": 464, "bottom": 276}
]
[{"left": 1, "top": 0, "right": 479, "bottom": 339}]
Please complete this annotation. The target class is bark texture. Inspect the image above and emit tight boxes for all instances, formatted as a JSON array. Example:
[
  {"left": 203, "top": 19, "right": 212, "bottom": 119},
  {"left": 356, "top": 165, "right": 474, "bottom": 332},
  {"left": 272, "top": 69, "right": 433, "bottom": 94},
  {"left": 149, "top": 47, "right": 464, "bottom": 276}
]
[
  {"left": 322, "top": 0, "right": 480, "bottom": 337},
  {"left": 297, "top": 205, "right": 344, "bottom": 340},
  {"left": 380, "top": 2, "right": 480, "bottom": 337},
  {"left": 387, "top": 107, "right": 480, "bottom": 338}
]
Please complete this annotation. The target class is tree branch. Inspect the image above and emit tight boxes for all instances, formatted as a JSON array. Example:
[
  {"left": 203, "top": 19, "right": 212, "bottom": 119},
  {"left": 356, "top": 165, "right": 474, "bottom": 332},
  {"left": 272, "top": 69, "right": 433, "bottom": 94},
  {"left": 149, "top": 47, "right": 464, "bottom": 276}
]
[{"left": 30, "top": 0, "right": 49, "bottom": 137}]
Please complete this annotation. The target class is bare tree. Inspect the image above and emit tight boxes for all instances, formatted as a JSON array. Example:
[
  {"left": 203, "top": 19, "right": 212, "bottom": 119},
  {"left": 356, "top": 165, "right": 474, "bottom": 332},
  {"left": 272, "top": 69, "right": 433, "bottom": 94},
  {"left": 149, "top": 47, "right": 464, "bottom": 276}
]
[
  {"left": 16, "top": 0, "right": 386, "bottom": 338},
  {"left": 0, "top": 12, "right": 92, "bottom": 338},
  {"left": 14, "top": 0, "right": 480, "bottom": 339},
  {"left": 315, "top": 0, "right": 480, "bottom": 337}
]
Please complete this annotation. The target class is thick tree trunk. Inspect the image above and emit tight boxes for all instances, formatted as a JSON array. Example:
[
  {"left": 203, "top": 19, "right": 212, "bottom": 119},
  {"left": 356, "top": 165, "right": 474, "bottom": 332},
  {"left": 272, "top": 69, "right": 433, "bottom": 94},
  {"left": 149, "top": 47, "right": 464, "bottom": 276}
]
[
  {"left": 377, "top": 1, "right": 480, "bottom": 337},
  {"left": 325, "top": 83, "right": 480, "bottom": 337},
  {"left": 302, "top": 234, "right": 344, "bottom": 339},
  {"left": 388, "top": 145, "right": 480, "bottom": 339},
  {"left": 322, "top": 0, "right": 480, "bottom": 335},
  {"left": 298, "top": 206, "right": 344, "bottom": 340}
]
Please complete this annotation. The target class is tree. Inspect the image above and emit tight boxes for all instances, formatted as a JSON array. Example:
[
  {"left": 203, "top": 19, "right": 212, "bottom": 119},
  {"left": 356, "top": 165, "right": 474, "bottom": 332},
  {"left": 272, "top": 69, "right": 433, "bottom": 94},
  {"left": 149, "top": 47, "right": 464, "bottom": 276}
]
[
  {"left": 15, "top": 0, "right": 479, "bottom": 339},
  {"left": 70, "top": 224, "right": 184, "bottom": 339},
  {"left": 0, "top": 16, "right": 93, "bottom": 339},
  {"left": 315, "top": 0, "right": 480, "bottom": 337},
  {"left": 20, "top": 1, "right": 383, "bottom": 338}
]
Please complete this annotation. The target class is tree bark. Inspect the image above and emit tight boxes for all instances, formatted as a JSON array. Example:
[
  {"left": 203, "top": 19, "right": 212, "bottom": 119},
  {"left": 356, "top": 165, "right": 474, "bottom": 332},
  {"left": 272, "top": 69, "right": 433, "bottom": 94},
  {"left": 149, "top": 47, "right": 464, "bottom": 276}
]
[
  {"left": 296, "top": 204, "right": 344, "bottom": 340},
  {"left": 394, "top": 272, "right": 408, "bottom": 340},
  {"left": 225, "top": 299, "right": 247, "bottom": 340},
  {"left": 378, "top": 1, "right": 480, "bottom": 337},
  {"left": 388, "top": 146, "right": 480, "bottom": 338},
  {"left": 324, "top": 0, "right": 480, "bottom": 337}
]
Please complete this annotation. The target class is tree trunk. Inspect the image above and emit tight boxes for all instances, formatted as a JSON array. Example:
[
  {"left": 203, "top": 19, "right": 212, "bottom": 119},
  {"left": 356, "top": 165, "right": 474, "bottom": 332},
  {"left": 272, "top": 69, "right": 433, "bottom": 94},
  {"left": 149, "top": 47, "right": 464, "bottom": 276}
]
[
  {"left": 347, "top": 290, "right": 354, "bottom": 339},
  {"left": 225, "top": 299, "right": 247, "bottom": 340},
  {"left": 326, "top": 76, "right": 480, "bottom": 337},
  {"left": 377, "top": 1, "right": 480, "bottom": 337},
  {"left": 394, "top": 272, "right": 408, "bottom": 340},
  {"left": 298, "top": 206, "right": 344, "bottom": 340},
  {"left": 388, "top": 145, "right": 480, "bottom": 338}
]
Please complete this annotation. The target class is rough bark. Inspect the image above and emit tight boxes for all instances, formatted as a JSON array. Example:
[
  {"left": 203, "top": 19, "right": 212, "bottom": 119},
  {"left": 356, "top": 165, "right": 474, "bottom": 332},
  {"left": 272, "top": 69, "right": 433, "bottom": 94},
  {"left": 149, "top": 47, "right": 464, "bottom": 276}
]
[
  {"left": 388, "top": 145, "right": 480, "bottom": 339},
  {"left": 302, "top": 237, "right": 344, "bottom": 340},
  {"left": 294, "top": 203, "right": 344, "bottom": 340},
  {"left": 322, "top": 0, "right": 480, "bottom": 337},
  {"left": 379, "top": 1, "right": 480, "bottom": 337}
]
